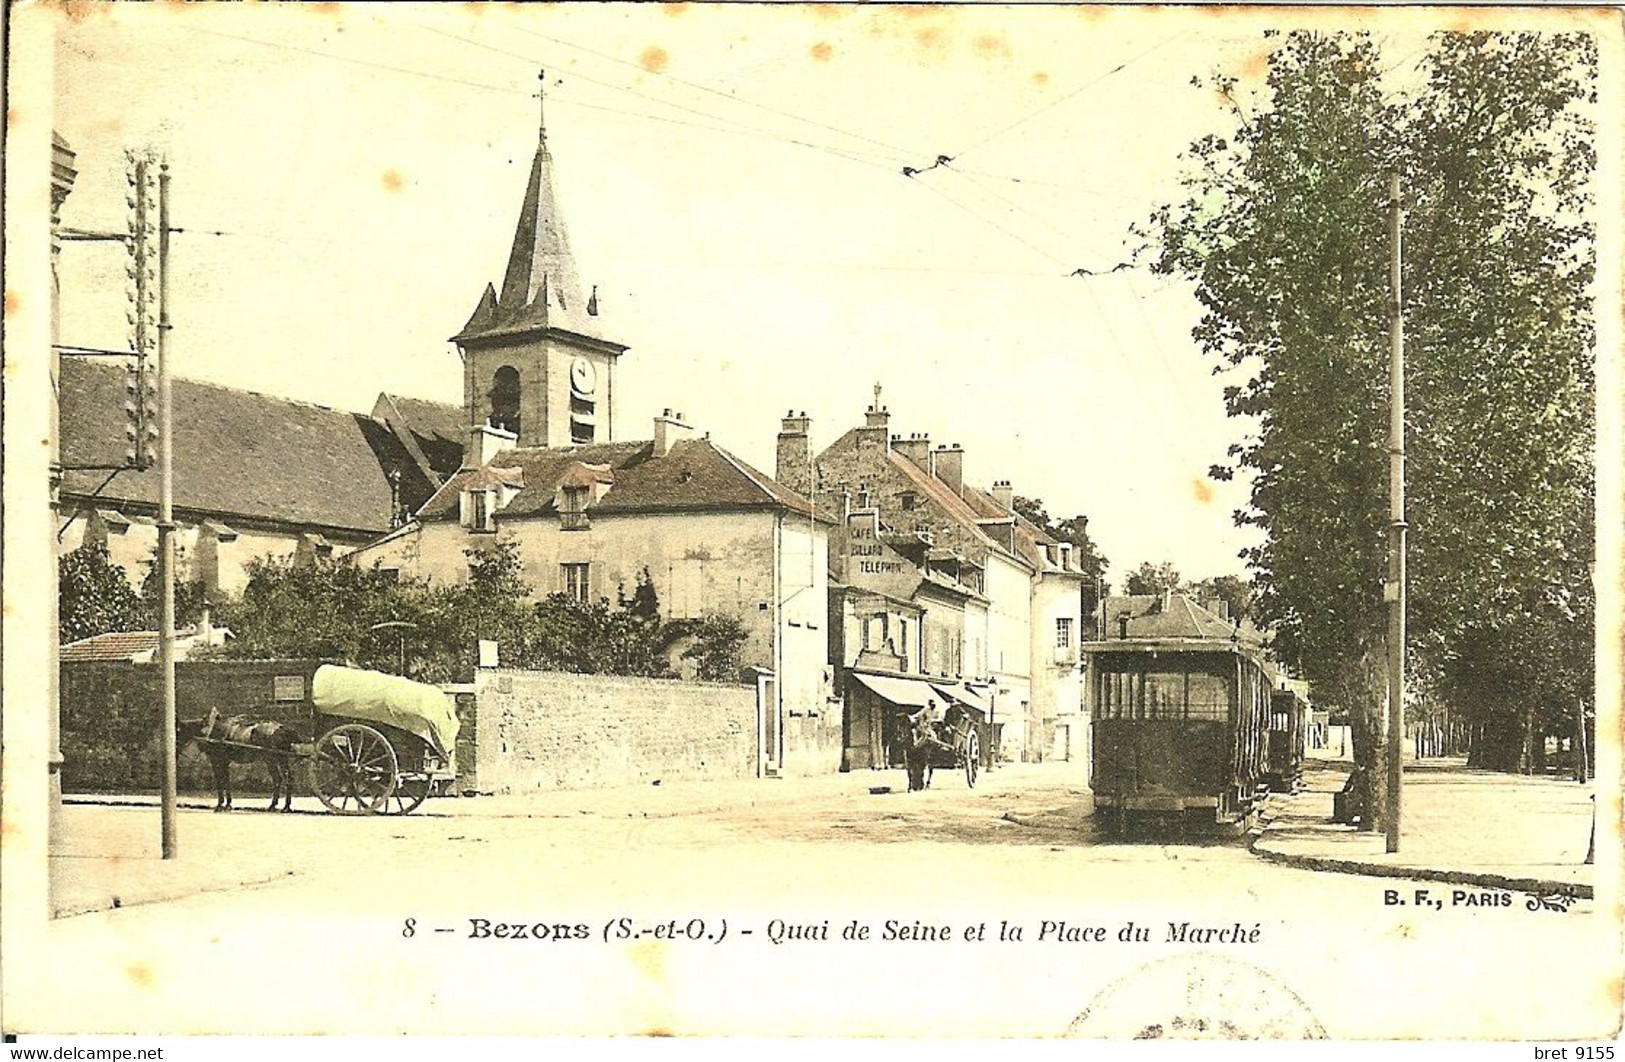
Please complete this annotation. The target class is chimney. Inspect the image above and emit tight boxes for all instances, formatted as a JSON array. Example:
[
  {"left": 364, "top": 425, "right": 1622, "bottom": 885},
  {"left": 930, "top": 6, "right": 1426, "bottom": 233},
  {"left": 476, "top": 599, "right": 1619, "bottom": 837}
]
[
  {"left": 931, "top": 444, "right": 964, "bottom": 494},
  {"left": 653, "top": 408, "right": 695, "bottom": 457},
  {"left": 991, "top": 479, "right": 1013, "bottom": 511},
  {"left": 466, "top": 423, "right": 518, "bottom": 469},
  {"left": 776, "top": 409, "right": 812, "bottom": 497},
  {"left": 893, "top": 431, "right": 930, "bottom": 470},
  {"left": 855, "top": 401, "right": 891, "bottom": 451},
  {"left": 198, "top": 601, "right": 213, "bottom": 640},
  {"left": 1117, "top": 612, "right": 1131, "bottom": 639},
  {"left": 864, "top": 403, "right": 890, "bottom": 430}
]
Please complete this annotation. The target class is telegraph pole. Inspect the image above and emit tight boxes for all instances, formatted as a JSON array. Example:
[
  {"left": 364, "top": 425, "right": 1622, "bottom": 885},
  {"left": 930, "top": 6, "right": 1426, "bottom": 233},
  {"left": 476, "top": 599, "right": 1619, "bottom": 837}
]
[
  {"left": 1385, "top": 173, "right": 1407, "bottom": 854},
  {"left": 158, "top": 159, "right": 177, "bottom": 860},
  {"left": 123, "top": 150, "right": 175, "bottom": 857}
]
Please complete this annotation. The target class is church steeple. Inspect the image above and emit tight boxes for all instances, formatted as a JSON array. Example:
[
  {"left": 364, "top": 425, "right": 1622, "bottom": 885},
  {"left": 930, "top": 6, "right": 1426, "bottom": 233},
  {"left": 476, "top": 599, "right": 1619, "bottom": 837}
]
[
  {"left": 452, "top": 73, "right": 628, "bottom": 453},
  {"left": 453, "top": 71, "right": 604, "bottom": 345}
]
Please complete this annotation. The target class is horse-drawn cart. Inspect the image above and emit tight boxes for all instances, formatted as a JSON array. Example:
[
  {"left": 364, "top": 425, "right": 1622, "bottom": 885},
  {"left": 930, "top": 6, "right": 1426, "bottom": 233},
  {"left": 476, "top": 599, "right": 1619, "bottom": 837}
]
[
  {"left": 902, "top": 703, "right": 981, "bottom": 791},
  {"left": 186, "top": 664, "right": 459, "bottom": 816},
  {"left": 306, "top": 664, "right": 460, "bottom": 815}
]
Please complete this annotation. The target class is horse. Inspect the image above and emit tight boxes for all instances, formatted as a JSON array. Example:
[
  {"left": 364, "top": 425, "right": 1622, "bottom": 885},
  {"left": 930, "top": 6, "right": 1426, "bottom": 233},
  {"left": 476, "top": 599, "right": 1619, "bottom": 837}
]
[
  {"left": 177, "top": 709, "right": 304, "bottom": 812},
  {"left": 902, "top": 705, "right": 942, "bottom": 793}
]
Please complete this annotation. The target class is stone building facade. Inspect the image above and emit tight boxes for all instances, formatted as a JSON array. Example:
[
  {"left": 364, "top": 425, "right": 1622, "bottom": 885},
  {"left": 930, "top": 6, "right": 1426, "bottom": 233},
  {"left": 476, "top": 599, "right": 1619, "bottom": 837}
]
[{"left": 784, "top": 399, "right": 1086, "bottom": 763}]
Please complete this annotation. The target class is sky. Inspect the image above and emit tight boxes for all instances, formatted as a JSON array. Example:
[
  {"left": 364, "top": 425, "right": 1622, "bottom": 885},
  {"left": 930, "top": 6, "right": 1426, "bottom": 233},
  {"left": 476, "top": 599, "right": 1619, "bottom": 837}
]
[{"left": 49, "top": 3, "right": 1563, "bottom": 585}]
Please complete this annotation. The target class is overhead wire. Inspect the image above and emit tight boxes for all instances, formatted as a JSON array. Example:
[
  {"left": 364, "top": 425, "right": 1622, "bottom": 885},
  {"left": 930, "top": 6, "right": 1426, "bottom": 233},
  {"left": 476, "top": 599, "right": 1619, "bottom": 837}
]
[
  {"left": 405, "top": 19, "right": 916, "bottom": 171},
  {"left": 940, "top": 167, "right": 1122, "bottom": 271},
  {"left": 174, "top": 24, "right": 534, "bottom": 99},
  {"left": 165, "top": 18, "right": 1207, "bottom": 406},
  {"left": 493, "top": 14, "right": 933, "bottom": 164},
  {"left": 946, "top": 30, "right": 1191, "bottom": 161}
]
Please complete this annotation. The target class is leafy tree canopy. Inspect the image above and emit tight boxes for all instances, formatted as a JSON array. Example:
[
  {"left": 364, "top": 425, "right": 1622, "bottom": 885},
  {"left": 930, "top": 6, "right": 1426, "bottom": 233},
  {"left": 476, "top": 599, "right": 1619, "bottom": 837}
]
[{"left": 1142, "top": 30, "right": 1596, "bottom": 774}]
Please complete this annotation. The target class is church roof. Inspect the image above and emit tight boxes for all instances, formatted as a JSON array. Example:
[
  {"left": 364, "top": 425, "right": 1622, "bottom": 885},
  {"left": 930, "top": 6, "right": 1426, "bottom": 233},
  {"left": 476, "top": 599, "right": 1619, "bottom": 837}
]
[
  {"left": 451, "top": 98, "right": 617, "bottom": 347},
  {"left": 59, "top": 359, "right": 430, "bottom": 536},
  {"left": 417, "top": 437, "right": 826, "bottom": 523},
  {"left": 373, "top": 392, "right": 465, "bottom": 484}
]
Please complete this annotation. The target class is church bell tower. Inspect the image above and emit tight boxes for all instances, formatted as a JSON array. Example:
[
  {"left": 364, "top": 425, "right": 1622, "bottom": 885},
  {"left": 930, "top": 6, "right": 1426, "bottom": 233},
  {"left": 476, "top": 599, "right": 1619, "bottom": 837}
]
[{"left": 452, "top": 72, "right": 628, "bottom": 458}]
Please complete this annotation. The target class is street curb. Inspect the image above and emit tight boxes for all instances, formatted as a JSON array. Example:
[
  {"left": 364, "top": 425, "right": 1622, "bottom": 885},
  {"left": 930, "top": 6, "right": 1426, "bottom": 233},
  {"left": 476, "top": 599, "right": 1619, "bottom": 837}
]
[
  {"left": 64, "top": 793, "right": 737, "bottom": 821},
  {"left": 1246, "top": 831, "right": 1592, "bottom": 899},
  {"left": 52, "top": 867, "right": 300, "bottom": 920}
]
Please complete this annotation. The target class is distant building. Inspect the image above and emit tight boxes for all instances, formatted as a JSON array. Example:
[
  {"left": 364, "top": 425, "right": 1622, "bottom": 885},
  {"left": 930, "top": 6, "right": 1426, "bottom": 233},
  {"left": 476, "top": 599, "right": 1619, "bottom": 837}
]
[{"left": 787, "top": 397, "right": 1086, "bottom": 764}]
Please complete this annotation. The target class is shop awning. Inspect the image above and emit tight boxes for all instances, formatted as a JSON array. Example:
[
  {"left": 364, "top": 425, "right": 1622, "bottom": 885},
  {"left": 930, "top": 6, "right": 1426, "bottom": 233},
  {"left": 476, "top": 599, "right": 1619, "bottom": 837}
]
[
  {"left": 930, "top": 683, "right": 989, "bottom": 720},
  {"left": 850, "top": 672, "right": 940, "bottom": 711}
]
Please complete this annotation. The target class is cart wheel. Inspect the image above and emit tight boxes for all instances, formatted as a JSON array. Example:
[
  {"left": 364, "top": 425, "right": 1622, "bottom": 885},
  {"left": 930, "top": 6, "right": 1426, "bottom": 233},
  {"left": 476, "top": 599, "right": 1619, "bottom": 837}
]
[
  {"left": 964, "top": 732, "right": 979, "bottom": 788},
  {"left": 383, "top": 774, "right": 432, "bottom": 815},
  {"left": 309, "top": 724, "right": 397, "bottom": 815}
]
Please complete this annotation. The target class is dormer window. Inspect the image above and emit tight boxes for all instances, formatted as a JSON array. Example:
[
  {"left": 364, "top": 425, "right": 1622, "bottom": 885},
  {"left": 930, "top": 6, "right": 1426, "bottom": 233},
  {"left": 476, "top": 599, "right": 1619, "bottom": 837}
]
[
  {"left": 560, "top": 485, "right": 589, "bottom": 531},
  {"left": 463, "top": 489, "right": 496, "bottom": 533},
  {"left": 900, "top": 491, "right": 919, "bottom": 511}
]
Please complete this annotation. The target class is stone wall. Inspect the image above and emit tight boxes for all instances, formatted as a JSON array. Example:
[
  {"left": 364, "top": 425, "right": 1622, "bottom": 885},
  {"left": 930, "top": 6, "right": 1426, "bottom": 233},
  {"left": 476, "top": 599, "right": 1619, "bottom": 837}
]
[
  {"left": 59, "top": 658, "right": 324, "bottom": 793},
  {"left": 465, "top": 669, "right": 758, "bottom": 793}
]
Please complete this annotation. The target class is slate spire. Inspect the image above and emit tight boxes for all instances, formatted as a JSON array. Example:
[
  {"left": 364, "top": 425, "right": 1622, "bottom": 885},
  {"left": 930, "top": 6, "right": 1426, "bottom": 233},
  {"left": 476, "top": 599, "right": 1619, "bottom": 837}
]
[{"left": 454, "top": 71, "right": 599, "bottom": 342}]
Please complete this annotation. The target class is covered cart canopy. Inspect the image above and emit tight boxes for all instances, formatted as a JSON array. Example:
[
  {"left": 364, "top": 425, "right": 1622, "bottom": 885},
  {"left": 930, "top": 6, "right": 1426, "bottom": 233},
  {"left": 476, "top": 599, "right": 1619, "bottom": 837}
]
[{"left": 312, "top": 664, "right": 460, "bottom": 757}]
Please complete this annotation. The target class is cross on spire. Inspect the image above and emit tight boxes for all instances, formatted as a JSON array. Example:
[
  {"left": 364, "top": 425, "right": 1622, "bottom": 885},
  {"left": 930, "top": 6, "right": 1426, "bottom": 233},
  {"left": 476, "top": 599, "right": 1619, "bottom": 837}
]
[{"left": 536, "top": 69, "right": 547, "bottom": 144}]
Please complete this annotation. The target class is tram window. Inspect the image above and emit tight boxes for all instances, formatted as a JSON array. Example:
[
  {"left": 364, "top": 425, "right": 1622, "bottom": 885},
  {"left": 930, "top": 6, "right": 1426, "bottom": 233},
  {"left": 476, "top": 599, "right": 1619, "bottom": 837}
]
[
  {"left": 1144, "top": 672, "right": 1183, "bottom": 720},
  {"left": 1187, "top": 673, "right": 1230, "bottom": 720},
  {"left": 1101, "top": 671, "right": 1140, "bottom": 720}
]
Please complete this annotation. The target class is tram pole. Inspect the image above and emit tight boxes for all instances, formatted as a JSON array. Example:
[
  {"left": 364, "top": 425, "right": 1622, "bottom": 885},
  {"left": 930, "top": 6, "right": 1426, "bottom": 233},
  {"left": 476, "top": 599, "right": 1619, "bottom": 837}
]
[
  {"left": 158, "top": 158, "right": 178, "bottom": 860},
  {"left": 1384, "top": 173, "right": 1407, "bottom": 855}
]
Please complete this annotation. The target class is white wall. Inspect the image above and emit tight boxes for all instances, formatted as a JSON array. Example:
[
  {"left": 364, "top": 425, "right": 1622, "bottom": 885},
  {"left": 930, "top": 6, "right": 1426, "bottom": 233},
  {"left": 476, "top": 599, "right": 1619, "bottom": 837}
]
[{"left": 984, "top": 552, "right": 1033, "bottom": 759}]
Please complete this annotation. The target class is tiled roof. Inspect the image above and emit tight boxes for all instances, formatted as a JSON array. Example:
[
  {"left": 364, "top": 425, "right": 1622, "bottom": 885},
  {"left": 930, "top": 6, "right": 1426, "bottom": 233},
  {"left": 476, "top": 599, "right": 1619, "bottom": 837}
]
[
  {"left": 59, "top": 631, "right": 160, "bottom": 662},
  {"left": 60, "top": 360, "right": 425, "bottom": 535},
  {"left": 376, "top": 393, "right": 465, "bottom": 483},
  {"left": 61, "top": 627, "right": 232, "bottom": 662},
  {"left": 418, "top": 437, "right": 820, "bottom": 522},
  {"left": 960, "top": 484, "right": 1053, "bottom": 570},
  {"left": 1099, "top": 593, "right": 1262, "bottom": 647},
  {"left": 882, "top": 451, "right": 1006, "bottom": 556}
]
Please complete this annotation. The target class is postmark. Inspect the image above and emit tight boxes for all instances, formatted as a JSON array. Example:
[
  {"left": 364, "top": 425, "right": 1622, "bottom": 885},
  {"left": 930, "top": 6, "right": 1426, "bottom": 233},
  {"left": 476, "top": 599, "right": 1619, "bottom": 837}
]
[{"left": 1066, "top": 952, "right": 1327, "bottom": 1040}]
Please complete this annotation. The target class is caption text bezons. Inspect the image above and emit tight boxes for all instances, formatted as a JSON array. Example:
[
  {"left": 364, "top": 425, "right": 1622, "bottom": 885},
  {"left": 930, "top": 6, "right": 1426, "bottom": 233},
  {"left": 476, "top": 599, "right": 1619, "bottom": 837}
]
[{"left": 401, "top": 916, "right": 1264, "bottom": 946}]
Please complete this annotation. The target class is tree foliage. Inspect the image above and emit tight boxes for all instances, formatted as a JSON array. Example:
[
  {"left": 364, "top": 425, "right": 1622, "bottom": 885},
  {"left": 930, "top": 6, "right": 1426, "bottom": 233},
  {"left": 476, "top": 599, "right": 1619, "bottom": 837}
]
[
  {"left": 216, "top": 543, "right": 752, "bottom": 685},
  {"left": 58, "top": 545, "right": 145, "bottom": 643},
  {"left": 1123, "top": 560, "right": 1183, "bottom": 597},
  {"left": 1012, "top": 495, "right": 1109, "bottom": 583},
  {"left": 135, "top": 546, "right": 210, "bottom": 631},
  {"left": 1142, "top": 31, "right": 1596, "bottom": 781}
]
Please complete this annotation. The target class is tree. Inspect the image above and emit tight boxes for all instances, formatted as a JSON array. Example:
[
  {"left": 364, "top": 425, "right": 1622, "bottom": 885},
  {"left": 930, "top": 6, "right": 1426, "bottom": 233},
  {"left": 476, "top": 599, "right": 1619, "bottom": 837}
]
[
  {"left": 58, "top": 545, "right": 144, "bottom": 643},
  {"left": 1143, "top": 31, "right": 1596, "bottom": 806},
  {"left": 136, "top": 545, "right": 209, "bottom": 630},
  {"left": 1123, "top": 561, "right": 1182, "bottom": 597},
  {"left": 1012, "top": 496, "right": 1109, "bottom": 579},
  {"left": 678, "top": 614, "right": 750, "bottom": 683},
  {"left": 220, "top": 554, "right": 416, "bottom": 672}
]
